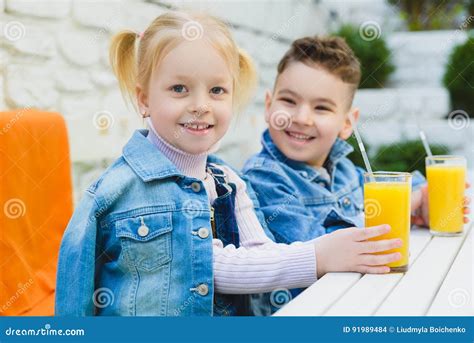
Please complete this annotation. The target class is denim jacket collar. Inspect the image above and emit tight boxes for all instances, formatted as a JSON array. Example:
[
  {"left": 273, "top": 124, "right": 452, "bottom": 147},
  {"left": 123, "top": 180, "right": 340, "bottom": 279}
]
[
  {"left": 123, "top": 130, "right": 233, "bottom": 182},
  {"left": 261, "top": 129, "right": 354, "bottom": 182},
  {"left": 123, "top": 129, "right": 184, "bottom": 182}
]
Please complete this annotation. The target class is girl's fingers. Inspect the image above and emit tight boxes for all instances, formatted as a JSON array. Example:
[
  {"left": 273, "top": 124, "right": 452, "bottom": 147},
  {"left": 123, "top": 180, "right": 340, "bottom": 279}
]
[
  {"left": 356, "top": 265, "right": 391, "bottom": 274},
  {"left": 464, "top": 217, "right": 470, "bottom": 224},
  {"left": 360, "top": 252, "right": 402, "bottom": 266},
  {"left": 356, "top": 225, "right": 390, "bottom": 241},
  {"left": 466, "top": 182, "right": 471, "bottom": 189},
  {"left": 463, "top": 197, "right": 471, "bottom": 205},
  {"left": 463, "top": 207, "right": 470, "bottom": 214},
  {"left": 361, "top": 239, "right": 403, "bottom": 253}
]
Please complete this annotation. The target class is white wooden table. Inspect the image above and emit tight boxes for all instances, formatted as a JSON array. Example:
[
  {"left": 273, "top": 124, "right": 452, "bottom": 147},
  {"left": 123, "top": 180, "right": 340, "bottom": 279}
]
[{"left": 275, "top": 223, "right": 473, "bottom": 316}]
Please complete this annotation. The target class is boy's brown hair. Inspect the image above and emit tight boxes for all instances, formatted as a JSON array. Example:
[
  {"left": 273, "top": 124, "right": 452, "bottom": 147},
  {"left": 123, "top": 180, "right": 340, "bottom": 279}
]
[{"left": 277, "top": 36, "right": 361, "bottom": 105}]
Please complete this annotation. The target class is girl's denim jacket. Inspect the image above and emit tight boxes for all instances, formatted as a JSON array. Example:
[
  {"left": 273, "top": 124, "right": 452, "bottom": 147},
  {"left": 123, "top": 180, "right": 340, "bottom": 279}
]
[{"left": 55, "top": 130, "right": 271, "bottom": 316}]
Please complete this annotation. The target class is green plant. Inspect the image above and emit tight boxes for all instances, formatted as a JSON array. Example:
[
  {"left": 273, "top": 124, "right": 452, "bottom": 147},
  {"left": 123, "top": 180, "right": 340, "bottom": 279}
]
[
  {"left": 334, "top": 24, "right": 395, "bottom": 89},
  {"left": 443, "top": 33, "right": 474, "bottom": 118},
  {"left": 388, "top": 0, "right": 465, "bottom": 31},
  {"left": 372, "top": 140, "right": 450, "bottom": 176}
]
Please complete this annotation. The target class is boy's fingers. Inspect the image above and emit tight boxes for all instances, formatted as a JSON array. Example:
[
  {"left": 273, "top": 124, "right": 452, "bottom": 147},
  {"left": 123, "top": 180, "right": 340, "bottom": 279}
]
[
  {"left": 360, "top": 252, "right": 401, "bottom": 266},
  {"left": 356, "top": 225, "right": 390, "bottom": 241},
  {"left": 356, "top": 265, "right": 390, "bottom": 274},
  {"left": 463, "top": 208, "right": 470, "bottom": 214},
  {"left": 361, "top": 239, "right": 402, "bottom": 253},
  {"left": 412, "top": 216, "right": 424, "bottom": 226},
  {"left": 466, "top": 182, "right": 471, "bottom": 189},
  {"left": 464, "top": 217, "right": 470, "bottom": 224}
]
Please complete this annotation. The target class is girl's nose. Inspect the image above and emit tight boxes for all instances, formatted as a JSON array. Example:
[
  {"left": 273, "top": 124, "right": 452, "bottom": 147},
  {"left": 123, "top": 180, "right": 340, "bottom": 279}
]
[{"left": 188, "top": 95, "right": 211, "bottom": 117}]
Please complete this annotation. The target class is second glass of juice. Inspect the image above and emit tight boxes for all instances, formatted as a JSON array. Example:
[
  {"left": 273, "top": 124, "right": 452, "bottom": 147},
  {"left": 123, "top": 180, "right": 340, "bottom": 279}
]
[
  {"left": 426, "top": 155, "right": 466, "bottom": 236},
  {"left": 364, "top": 172, "right": 412, "bottom": 273}
]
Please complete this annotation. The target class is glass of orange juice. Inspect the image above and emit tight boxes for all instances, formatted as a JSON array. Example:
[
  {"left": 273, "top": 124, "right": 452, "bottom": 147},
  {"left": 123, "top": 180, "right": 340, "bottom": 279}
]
[
  {"left": 364, "top": 172, "right": 412, "bottom": 273},
  {"left": 426, "top": 155, "right": 466, "bottom": 236}
]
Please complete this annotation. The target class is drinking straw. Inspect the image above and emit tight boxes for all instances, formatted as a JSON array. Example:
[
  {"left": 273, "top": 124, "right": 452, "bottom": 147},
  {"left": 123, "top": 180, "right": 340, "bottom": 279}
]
[
  {"left": 350, "top": 114, "right": 375, "bottom": 182},
  {"left": 416, "top": 118, "right": 433, "bottom": 157}
]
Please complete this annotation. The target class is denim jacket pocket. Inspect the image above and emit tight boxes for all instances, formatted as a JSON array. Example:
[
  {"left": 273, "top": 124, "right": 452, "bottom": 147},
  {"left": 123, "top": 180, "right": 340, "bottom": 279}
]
[{"left": 115, "top": 212, "right": 173, "bottom": 272}]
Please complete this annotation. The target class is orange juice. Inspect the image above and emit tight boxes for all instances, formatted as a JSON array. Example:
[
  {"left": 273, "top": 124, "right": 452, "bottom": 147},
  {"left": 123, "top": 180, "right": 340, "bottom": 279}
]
[
  {"left": 426, "top": 159, "right": 466, "bottom": 235},
  {"left": 364, "top": 173, "right": 412, "bottom": 272}
]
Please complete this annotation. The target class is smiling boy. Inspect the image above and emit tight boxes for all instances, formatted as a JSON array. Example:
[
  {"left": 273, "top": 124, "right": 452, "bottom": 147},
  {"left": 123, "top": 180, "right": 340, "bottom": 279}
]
[{"left": 243, "top": 36, "right": 428, "bottom": 245}]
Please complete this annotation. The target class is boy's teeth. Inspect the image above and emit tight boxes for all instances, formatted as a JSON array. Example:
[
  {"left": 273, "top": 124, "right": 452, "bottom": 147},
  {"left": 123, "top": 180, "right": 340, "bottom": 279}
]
[{"left": 288, "top": 132, "right": 311, "bottom": 140}]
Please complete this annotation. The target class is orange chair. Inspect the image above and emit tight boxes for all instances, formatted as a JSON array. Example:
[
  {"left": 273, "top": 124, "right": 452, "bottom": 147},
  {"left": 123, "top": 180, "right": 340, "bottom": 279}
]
[{"left": 0, "top": 109, "right": 73, "bottom": 316}]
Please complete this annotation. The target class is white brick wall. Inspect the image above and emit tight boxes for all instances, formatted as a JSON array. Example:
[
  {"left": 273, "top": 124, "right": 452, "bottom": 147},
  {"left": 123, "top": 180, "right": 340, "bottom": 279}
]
[
  {"left": 388, "top": 30, "right": 468, "bottom": 88},
  {"left": 0, "top": 0, "right": 471, "bottom": 200}
]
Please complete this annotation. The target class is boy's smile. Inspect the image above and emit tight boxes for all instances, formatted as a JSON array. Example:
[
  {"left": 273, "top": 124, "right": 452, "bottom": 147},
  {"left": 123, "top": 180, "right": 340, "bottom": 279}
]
[{"left": 265, "top": 61, "right": 358, "bottom": 167}]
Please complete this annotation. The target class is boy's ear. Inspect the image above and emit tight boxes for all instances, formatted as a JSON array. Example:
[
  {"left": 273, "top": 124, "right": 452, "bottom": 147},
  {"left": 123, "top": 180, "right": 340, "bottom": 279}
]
[
  {"left": 136, "top": 84, "right": 149, "bottom": 114},
  {"left": 339, "top": 107, "right": 360, "bottom": 140},
  {"left": 264, "top": 89, "right": 273, "bottom": 123}
]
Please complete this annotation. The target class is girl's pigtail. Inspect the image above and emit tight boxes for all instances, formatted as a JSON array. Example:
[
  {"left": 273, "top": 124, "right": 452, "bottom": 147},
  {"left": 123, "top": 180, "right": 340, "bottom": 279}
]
[
  {"left": 109, "top": 30, "right": 139, "bottom": 107},
  {"left": 235, "top": 48, "right": 258, "bottom": 112}
]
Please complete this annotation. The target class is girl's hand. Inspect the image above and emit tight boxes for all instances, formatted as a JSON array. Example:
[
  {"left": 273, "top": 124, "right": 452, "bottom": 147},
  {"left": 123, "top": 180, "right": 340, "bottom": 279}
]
[
  {"left": 411, "top": 182, "right": 471, "bottom": 227},
  {"left": 313, "top": 224, "right": 402, "bottom": 278}
]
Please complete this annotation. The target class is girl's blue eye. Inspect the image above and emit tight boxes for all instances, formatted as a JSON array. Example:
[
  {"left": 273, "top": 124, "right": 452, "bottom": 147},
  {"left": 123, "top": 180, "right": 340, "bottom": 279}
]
[
  {"left": 172, "top": 85, "right": 187, "bottom": 93},
  {"left": 210, "top": 87, "right": 225, "bottom": 95}
]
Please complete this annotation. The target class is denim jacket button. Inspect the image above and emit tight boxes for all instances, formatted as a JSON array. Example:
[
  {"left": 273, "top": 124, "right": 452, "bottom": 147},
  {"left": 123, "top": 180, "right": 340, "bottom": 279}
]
[
  {"left": 300, "top": 171, "right": 308, "bottom": 178},
  {"left": 198, "top": 227, "right": 210, "bottom": 239},
  {"left": 138, "top": 224, "right": 149, "bottom": 237},
  {"left": 343, "top": 197, "right": 351, "bottom": 207},
  {"left": 196, "top": 283, "right": 209, "bottom": 296},
  {"left": 191, "top": 182, "right": 201, "bottom": 192}
]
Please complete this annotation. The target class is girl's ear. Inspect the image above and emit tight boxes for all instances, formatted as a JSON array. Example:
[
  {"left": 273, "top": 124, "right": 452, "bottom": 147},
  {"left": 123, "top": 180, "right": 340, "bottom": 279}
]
[
  {"left": 136, "top": 84, "right": 149, "bottom": 117},
  {"left": 339, "top": 107, "right": 360, "bottom": 140},
  {"left": 264, "top": 89, "right": 273, "bottom": 123}
]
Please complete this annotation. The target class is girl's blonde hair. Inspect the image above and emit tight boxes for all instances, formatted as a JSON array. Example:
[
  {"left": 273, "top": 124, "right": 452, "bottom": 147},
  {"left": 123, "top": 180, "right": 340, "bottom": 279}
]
[{"left": 109, "top": 11, "right": 257, "bottom": 113}]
